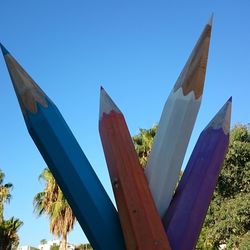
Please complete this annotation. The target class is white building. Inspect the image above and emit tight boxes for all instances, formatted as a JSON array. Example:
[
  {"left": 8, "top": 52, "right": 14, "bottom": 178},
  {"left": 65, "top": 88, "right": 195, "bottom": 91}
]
[
  {"left": 19, "top": 240, "right": 75, "bottom": 250},
  {"left": 38, "top": 240, "right": 75, "bottom": 250}
]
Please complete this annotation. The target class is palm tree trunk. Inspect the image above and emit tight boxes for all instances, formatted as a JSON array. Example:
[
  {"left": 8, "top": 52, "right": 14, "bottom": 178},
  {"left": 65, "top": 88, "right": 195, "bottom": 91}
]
[
  {"left": 0, "top": 203, "right": 4, "bottom": 223},
  {"left": 61, "top": 233, "right": 67, "bottom": 250}
]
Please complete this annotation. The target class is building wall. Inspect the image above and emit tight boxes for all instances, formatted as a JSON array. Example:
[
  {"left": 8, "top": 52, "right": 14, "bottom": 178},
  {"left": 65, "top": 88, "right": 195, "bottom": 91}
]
[
  {"left": 38, "top": 240, "right": 75, "bottom": 250},
  {"left": 19, "top": 240, "right": 75, "bottom": 250},
  {"left": 38, "top": 240, "right": 60, "bottom": 250}
]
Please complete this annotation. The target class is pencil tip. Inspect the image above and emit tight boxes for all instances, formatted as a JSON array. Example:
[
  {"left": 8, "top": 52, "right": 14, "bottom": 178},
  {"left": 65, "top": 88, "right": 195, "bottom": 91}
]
[
  {"left": 0, "top": 43, "right": 9, "bottom": 55},
  {"left": 1, "top": 47, "right": 48, "bottom": 115},
  {"left": 206, "top": 98, "right": 232, "bottom": 134},
  {"left": 173, "top": 16, "right": 212, "bottom": 99},
  {"left": 208, "top": 13, "right": 214, "bottom": 26},
  {"left": 99, "top": 87, "right": 121, "bottom": 119}
]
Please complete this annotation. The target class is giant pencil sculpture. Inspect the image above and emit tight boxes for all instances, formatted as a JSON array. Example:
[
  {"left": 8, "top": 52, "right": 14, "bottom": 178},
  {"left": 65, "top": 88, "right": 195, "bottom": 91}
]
[
  {"left": 99, "top": 87, "right": 171, "bottom": 250},
  {"left": 163, "top": 98, "right": 232, "bottom": 250},
  {"left": 0, "top": 44, "right": 125, "bottom": 250},
  {"left": 145, "top": 16, "right": 213, "bottom": 217}
]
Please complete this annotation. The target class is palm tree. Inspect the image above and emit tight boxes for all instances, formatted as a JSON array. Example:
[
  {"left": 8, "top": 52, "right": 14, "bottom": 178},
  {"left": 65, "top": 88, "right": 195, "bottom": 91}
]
[
  {"left": 33, "top": 168, "right": 76, "bottom": 250},
  {"left": 40, "top": 239, "right": 47, "bottom": 245},
  {"left": 0, "top": 217, "right": 23, "bottom": 250},
  {"left": 0, "top": 170, "right": 13, "bottom": 222},
  {"left": 0, "top": 169, "right": 23, "bottom": 250},
  {"left": 133, "top": 125, "right": 157, "bottom": 167},
  {"left": 75, "top": 243, "right": 93, "bottom": 250}
]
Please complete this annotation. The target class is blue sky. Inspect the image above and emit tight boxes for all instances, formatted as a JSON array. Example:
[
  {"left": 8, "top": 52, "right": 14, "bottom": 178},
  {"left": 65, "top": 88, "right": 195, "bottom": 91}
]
[{"left": 0, "top": 0, "right": 249, "bottom": 247}]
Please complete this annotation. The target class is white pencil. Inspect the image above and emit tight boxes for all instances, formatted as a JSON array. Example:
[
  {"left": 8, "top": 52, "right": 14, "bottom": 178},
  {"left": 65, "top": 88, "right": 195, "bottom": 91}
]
[{"left": 145, "top": 15, "right": 213, "bottom": 217}]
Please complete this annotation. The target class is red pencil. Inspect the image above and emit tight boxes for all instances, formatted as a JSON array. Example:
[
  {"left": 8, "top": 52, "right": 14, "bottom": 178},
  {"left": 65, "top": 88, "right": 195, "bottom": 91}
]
[{"left": 99, "top": 87, "right": 171, "bottom": 250}]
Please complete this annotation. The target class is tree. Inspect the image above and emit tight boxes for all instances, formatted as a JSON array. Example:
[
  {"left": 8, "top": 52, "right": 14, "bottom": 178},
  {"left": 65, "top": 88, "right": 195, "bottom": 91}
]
[
  {"left": 133, "top": 123, "right": 250, "bottom": 249},
  {"left": 33, "top": 168, "right": 76, "bottom": 250},
  {"left": 217, "top": 124, "right": 250, "bottom": 197},
  {"left": 0, "top": 170, "right": 13, "bottom": 222},
  {"left": 40, "top": 239, "right": 47, "bottom": 245},
  {"left": 50, "top": 246, "right": 59, "bottom": 250},
  {"left": 75, "top": 244, "right": 93, "bottom": 250},
  {"left": 0, "top": 217, "right": 23, "bottom": 250},
  {"left": 133, "top": 125, "right": 157, "bottom": 167},
  {"left": 0, "top": 169, "right": 22, "bottom": 250}
]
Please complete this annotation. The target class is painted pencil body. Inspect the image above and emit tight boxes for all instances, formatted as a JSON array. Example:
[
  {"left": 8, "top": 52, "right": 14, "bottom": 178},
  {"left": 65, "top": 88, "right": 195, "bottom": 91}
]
[
  {"left": 99, "top": 88, "right": 171, "bottom": 250},
  {"left": 163, "top": 98, "right": 232, "bottom": 250},
  {"left": 0, "top": 44, "right": 125, "bottom": 250},
  {"left": 145, "top": 17, "right": 213, "bottom": 217}
]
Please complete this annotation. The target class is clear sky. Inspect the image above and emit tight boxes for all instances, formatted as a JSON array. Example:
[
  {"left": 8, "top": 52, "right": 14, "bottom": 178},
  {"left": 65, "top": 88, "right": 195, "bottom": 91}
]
[{"left": 0, "top": 0, "right": 249, "bottom": 247}]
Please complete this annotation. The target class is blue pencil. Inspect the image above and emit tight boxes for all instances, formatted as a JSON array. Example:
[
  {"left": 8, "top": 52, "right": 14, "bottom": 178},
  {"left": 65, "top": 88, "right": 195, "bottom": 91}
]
[{"left": 0, "top": 44, "right": 125, "bottom": 250}]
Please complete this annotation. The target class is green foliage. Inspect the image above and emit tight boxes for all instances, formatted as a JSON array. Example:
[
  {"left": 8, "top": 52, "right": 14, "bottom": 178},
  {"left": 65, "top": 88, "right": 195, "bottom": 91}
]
[
  {"left": 0, "top": 169, "right": 22, "bottom": 249},
  {"left": 217, "top": 124, "right": 250, "bottom": 198},
  {"left": 0, "top": 170, "right": 13, "bottom": 222},
  {"left": 0, "top": 217, "right": 23, "bottom": 250},
  {"left": 75, "top": 243, "right": 93, "bottom": 250},
  {"left": 133, "top": 125, "right": 157, "bottom": 167},
  {"left": 40, "top": 239, "right": 47, "bottom": 244},
  {"left": 50, "top": 245, "right": 59, "bottom": 250}
]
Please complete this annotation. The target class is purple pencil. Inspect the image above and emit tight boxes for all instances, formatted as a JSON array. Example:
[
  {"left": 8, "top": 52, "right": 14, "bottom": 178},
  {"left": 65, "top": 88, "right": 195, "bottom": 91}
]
[{"left": 163, "top": 97, "right": 232, "bottom": 250}]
